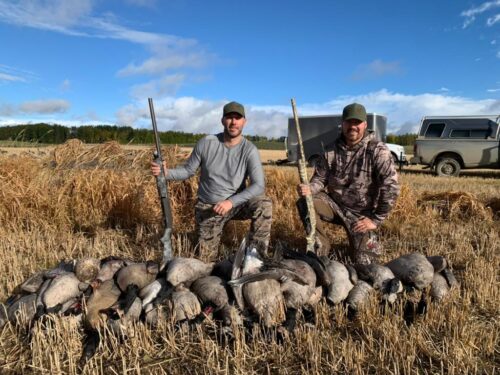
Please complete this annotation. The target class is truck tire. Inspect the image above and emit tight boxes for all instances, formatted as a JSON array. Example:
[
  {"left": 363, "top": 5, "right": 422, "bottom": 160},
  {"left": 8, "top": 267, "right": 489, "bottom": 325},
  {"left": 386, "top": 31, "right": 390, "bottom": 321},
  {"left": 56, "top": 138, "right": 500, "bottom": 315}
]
[{"left": 435, "top": 157, "right": 461, "bottom": 177}]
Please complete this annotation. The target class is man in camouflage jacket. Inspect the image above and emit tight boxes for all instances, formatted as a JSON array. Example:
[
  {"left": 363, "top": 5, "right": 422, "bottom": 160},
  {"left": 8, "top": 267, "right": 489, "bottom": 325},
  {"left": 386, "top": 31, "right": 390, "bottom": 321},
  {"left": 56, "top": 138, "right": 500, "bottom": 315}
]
[{"left": 297, "top": 103, "right": 400, "bottom": 264}]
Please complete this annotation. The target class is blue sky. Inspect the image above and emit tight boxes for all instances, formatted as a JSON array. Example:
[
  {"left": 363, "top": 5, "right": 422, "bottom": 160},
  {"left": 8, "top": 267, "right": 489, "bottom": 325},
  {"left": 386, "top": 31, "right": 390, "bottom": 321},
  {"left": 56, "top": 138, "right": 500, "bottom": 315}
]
[{"left": 0, "top": 0, "right": 499, "bottom": 137}]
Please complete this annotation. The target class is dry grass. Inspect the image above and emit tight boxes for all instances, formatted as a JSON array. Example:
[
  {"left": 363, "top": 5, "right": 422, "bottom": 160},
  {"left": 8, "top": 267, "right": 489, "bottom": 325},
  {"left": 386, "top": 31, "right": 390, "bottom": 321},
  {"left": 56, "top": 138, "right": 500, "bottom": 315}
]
[{"left": 0, "top": 141, "right": 499, "bottom": 374}]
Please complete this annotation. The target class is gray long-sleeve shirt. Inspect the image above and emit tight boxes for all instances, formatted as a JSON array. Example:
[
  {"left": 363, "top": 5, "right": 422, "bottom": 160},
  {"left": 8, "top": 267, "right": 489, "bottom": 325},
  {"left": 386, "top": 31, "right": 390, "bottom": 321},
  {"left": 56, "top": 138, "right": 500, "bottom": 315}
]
[{"left": 166, "top": 133, "right": 265, "bottom": 207}]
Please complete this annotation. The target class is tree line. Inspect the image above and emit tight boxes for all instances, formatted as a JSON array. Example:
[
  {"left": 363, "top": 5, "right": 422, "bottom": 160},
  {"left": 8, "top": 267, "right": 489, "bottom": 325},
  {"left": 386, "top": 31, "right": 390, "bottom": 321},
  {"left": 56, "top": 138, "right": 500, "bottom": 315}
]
[
  {"left": 386, "top": 133, "right": 417, "bottom": 145},
  {"left": 0, "top": 123, "right": 417, "bottom": 147},
  {"left": 0, "top": 124, "right": 203, "bottom": 145}
]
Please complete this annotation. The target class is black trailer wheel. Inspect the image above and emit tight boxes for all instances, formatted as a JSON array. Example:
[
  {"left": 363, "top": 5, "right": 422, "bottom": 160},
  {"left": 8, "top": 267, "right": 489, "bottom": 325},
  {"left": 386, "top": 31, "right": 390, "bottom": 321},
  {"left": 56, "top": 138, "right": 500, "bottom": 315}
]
[{"left": 435, "top": 157, "right": 461, "bottom": 177}]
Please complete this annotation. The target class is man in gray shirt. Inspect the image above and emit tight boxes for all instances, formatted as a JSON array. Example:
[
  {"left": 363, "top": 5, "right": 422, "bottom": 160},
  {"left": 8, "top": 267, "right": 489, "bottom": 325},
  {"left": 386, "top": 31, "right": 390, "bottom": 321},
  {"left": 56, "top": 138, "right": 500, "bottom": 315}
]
[{"left": 151, "top": 101, "right": 272, "bottom": 258}]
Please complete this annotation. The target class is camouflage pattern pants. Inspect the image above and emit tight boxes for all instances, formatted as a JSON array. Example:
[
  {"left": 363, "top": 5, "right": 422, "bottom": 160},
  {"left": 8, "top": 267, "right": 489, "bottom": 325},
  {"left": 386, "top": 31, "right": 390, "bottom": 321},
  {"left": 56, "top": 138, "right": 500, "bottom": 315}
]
[
  {"left": 194, "top": 195, "right": 273, "bottom": 258},
  {"left": 296, "top": 192, "right": 382, "bottom": 264}
]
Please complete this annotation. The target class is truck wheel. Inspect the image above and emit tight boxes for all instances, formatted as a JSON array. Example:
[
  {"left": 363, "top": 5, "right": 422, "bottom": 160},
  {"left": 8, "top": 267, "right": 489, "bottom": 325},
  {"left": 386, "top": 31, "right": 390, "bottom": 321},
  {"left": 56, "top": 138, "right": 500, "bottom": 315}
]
[
  {"left": 391, "top": 153, "right": 398, "bottom": 163},
  {"left": 435, "top": 158, "right": 461, "bottom": 177}
]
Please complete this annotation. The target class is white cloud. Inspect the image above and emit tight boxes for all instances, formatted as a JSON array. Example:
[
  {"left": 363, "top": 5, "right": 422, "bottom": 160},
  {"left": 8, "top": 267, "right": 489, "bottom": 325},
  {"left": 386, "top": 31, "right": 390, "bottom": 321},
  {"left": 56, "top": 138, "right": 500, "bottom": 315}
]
[
  {"left": 438, "top": 87, "right": 450, "bottom": 92},
  {"left": 0, "top": 0, "right": 93, "bottom": 35},
  {"left": 0, "top": 72, "right": 25, "bottom": 82},
  {"left": 130, "top": 74, "right": 186, "bottom": 99},
  {"left": 0, "top": 118, "right": 109, "bottom": 126},
  {"left": 487, "top": 88, "right": 500, "bottom": 92},
  {"left": 461, "top": 0, "right": 500, "bottom": 28},
  {"left": 0, "top": 99, "right": 70, "bottom": 116},
  {"left": 497, "top": 50, "right": 500, "bottom": 58},
  {"left": 118, "top": 51, "right": 207, "bottom": 77},
  {"left": 351, "top": 59, "right": 402, "bottom": 81},
  {"left": 0, "top": 64, "right": 36, "bottom": 83},
  {"left": 0, "top": 0, "right": 215, "bottom": 98},
  {"left": 114, "top": 90, "right": 500, "bottom": 138},
  {"left": 487, "top": 13, "right": 500, "bottom": 25},
  {"left": 492, "top": 39, "right": 497, "bottom": 44},
  {"left": 19, "top": 99, "right": 70, "bottom": 114}
]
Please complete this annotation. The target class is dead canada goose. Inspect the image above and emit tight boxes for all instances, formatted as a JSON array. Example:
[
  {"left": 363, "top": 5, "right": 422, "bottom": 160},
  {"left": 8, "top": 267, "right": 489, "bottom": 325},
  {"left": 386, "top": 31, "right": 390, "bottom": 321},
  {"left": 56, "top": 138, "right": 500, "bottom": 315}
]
[
  {"left": 95, "top": 257, "right": 127, "bottom": 283},
  {"left": 140, "top": 278, "right": 172, "bottom": 308},
  {"left": 212, "top": 257, "right": 234, "bottom": 281},
  {"left": 324, "top": 259, "right": 357, "bottom": 305},
  {"left": 9, "top": 260, "right": 76, "bottom": 298},
  {"left": 346, "top": 280, "right": 374, "bottom": 312},
  {"left": 353, "top": 263, "right": 403, "bottom": 303},
  {"left": 41, "top": 272, "right": 87, "bottom": 314},
  {"left": 190, "top": 275, "right": 242, "bottom": 327},
  {"left": 429, "top": 257, "right": 459, "bottom": 302},
  {"left": 166, "top": 257, "right": 214, "bottom": 287},
  {"left": 236, "top": 245, "right": 286, "bottom": 328},
  {"left": 277, "top": 258, "right": 321, "bottom": 332},
  {"left": 75, "top": 258, "right": 101, "bottom": 283},
  {"left": 6, "top": 294, "right": 38, "bottom": 327},
  {"left": 385, "top": 253, "right": 434, "bottom": 290},
  {"left": 170, "top": 284, "right": 202, "bottom": 323},
  {"left": 116, "top": 261, "right": 159, "bottom": 313},
  {"left": 191, "top": 276, "right": 229, "bottom": 312},
  {"left": 84, "top": 279, "right": 122, "bottom": 330},
  {"left": 80, "top": 279, "right": 122, "bottom": 366},
  {"left": 107, "top": 297, "right": 143, "bottom": 339},
  {"left": 281, "top": 248, "right": 331, "bottom": 287}
]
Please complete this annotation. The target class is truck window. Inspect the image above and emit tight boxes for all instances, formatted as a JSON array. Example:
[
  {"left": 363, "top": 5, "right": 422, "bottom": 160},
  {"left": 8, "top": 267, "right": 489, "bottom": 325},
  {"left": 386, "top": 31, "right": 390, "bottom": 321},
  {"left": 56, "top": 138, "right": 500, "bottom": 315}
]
[
  {"left": 450, "top": 130, "right": 469, "bottom": 138},
  {"left": 470, "top": 129, "right": 490, "bottom": 138},
  {"left": 425, "top": 123, "right": 445, "bottom": 138},
  {"left": 449, "top": 129, "right": 490, "bottom": 138}
]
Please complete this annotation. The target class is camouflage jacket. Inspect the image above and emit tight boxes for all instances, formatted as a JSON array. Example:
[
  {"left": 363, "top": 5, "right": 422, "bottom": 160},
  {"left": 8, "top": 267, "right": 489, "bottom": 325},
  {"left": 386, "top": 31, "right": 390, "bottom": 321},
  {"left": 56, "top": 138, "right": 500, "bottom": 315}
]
[{"left": 309, "top": 133, "right": 400, "bottom": 226}]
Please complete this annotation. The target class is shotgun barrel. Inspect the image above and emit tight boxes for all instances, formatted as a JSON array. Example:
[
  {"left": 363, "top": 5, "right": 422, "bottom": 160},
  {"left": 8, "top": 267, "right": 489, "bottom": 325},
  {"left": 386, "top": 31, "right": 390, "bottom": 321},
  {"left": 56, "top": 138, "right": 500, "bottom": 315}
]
[
  {"left": 290, "top": 98, "right": 316, "bottom": 253},
  {"left": 148, "top": 98, "right": 173, "bottom": 264}
]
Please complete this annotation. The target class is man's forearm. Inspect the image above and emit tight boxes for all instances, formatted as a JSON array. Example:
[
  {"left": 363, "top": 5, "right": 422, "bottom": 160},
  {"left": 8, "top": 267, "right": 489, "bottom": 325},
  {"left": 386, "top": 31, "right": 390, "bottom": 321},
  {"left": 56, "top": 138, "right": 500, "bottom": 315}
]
[{"left": 228, "top": 183, "right": 265, "bottom": 207}]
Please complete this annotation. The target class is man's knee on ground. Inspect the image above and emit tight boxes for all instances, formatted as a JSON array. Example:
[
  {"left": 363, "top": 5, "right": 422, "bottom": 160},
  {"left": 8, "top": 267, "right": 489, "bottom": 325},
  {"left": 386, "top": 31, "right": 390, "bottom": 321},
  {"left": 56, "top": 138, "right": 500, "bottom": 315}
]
[{"left": 313, "top": 198, "right": 335, "bottom": 221}]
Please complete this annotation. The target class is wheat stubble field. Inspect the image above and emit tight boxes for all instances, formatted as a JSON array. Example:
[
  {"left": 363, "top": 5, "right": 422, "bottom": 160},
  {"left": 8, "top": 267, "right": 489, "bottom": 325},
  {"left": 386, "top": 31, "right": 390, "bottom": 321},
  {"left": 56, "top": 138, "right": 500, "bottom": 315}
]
[{"left": 0, "top": 140, "right": 499, "bottom": 374}]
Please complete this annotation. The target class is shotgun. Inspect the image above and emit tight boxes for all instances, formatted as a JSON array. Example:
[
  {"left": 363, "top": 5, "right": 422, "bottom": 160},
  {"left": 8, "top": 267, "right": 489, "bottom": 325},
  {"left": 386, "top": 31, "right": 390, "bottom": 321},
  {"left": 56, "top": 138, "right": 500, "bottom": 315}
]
[
  {"left": 148, "top": 98, "right": 173, "bottom": 264},
  {"left": 290, "top": 98, "right": 316, "bottom": 253}
]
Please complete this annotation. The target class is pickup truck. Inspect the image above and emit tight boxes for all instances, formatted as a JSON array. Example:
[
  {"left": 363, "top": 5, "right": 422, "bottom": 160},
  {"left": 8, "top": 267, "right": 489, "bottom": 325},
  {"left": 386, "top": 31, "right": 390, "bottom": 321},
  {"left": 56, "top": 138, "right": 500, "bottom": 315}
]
[{"left": 410, "top": 115, "right": 500, "bottom": 176}]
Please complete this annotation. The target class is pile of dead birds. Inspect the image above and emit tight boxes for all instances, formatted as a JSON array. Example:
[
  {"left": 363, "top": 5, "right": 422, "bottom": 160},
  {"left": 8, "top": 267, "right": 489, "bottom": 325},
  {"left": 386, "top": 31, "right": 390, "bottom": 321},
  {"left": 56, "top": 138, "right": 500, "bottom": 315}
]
[{"left": 0, "top": 238, "right": 458, "bottom": 367}]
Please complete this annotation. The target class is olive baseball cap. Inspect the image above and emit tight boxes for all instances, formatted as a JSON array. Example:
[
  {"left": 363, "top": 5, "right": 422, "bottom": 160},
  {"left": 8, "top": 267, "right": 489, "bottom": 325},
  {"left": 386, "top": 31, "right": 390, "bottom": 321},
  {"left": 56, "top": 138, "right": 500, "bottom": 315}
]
[
  {"left": 342, "top": 103, "right": 367, "bottom": 122},
  {"left": 223, "top": 101, "right": 245, "bottom": 117}
]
